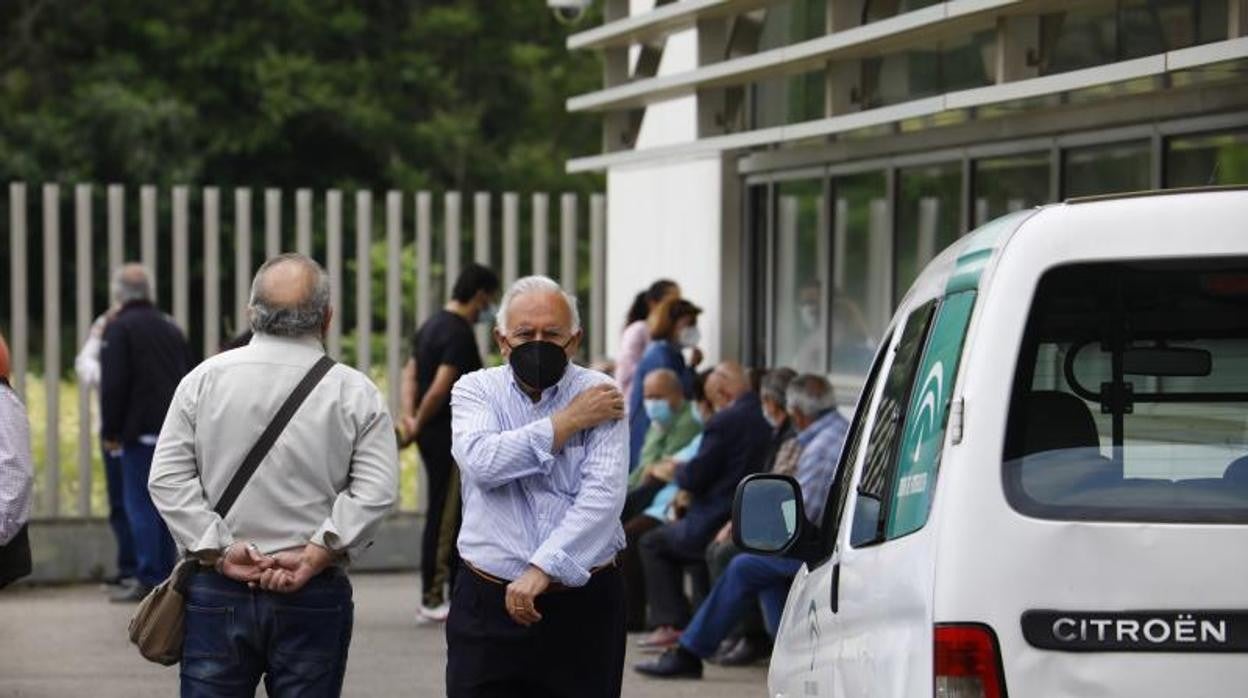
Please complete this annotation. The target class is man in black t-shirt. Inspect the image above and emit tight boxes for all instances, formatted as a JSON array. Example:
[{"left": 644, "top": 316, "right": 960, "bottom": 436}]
[{"left": 400, "top": 262, "right": 500, "bottom": 621}]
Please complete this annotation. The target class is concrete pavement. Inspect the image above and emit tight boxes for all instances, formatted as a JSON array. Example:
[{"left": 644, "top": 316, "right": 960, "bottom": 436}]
[{"left": 0, "top": 572, "right": 767, "bottom": 697}]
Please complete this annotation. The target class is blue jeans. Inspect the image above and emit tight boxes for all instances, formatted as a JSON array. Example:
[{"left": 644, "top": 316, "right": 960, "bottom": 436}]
[
  {"left": 678, "top": 554, "right": 802, "bottom": 658},
  {"left": 102, "top": 444, "right": 136, "bottom": 579},
  {"left": 182, "top": 570, "right": 354, "bottom": 698},
  {"left": 121, "top": 441, "right": 176, "bottom": 587}
]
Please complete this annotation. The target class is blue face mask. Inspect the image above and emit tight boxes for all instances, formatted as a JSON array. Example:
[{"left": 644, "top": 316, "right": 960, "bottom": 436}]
[{"left": 644, "top": 399, "right": 673, "bottom": 425}]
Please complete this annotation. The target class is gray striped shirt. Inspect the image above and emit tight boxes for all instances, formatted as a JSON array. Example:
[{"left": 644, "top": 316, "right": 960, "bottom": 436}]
[
  {"left": 451, "top": 363, "right": 627, "bottom": 587},
  {"left": 0, "top": 383, "right": 33, "bottom": 545}
]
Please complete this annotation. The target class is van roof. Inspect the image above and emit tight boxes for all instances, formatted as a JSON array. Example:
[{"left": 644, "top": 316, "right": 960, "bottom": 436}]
[{"left": 1065, "top": 184, "right": 1248, "bottom": 205}]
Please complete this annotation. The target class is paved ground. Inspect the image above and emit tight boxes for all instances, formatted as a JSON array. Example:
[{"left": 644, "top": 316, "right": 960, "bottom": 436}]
[{"left": 0, "top": 572, "right": 767, "bottom": 697}]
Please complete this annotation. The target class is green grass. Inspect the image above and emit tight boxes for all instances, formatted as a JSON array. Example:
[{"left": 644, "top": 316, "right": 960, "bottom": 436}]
[{"left": 19, "top": 373, "right": 423, "bottom": 519}]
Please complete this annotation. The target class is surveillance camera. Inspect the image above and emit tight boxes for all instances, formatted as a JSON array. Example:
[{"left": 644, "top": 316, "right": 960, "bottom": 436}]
[{"left": 548, "top": 0, "right": 592, "bottom": 25}]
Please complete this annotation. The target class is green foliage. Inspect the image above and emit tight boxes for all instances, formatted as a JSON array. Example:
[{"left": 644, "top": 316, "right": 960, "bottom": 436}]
[{"left": 0, "top": 0, "right": 603, "bottom": 195}]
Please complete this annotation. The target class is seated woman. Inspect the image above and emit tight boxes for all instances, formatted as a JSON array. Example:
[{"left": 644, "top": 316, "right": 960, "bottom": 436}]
[{"left": 628, "top": 297, "right": 703, "bottom": 469}]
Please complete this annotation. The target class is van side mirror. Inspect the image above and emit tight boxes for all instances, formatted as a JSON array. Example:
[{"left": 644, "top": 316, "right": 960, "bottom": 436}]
[
  {"left": 732, "top": 474, "right": 805, "bottom": 555},
  {"left": 849, "top": 491, "right": 883, "bottom": 547}
]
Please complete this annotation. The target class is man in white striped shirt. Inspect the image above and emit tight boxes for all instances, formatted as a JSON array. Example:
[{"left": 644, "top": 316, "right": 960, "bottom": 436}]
[
  {"left": 0, "top": 331, "right": 34, "bottom": 588},
  {"left": 448, "top": 275, "right": 629, "bottom": 698}
]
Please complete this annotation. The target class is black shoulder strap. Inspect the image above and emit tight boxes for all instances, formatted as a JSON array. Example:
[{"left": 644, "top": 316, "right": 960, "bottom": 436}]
[{"left": 213, "top": 355, "right": 336, "bottom": 518}]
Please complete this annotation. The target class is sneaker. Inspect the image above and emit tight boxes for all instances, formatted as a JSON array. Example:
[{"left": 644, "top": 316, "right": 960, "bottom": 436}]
[
  {"left": 637, "top": 625, "right": 682, "bottom": 651},
  {"left": 416, "top": 602, "right": 450, "bottom": 624},
  {"left": 634, "top": 646, "right": 704, "bottom": 679},
  {"left": 109, "top": 582, "right": 153, "bottom": 603}
]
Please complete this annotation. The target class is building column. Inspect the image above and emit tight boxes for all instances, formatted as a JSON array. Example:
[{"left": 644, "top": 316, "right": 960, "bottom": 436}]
[{"left": 825, "top": 0, "right": 863, "bottom": 117}]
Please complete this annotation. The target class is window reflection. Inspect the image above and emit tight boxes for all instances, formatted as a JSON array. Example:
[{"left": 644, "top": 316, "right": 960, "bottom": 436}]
[
  {"left": 831, "top": 173, "right": 889, "bottom": 383},
  {"left": 863, "top": 0, "right": 942, "bottom": 24},
  {"left": 1166, "top": 130, "right": 1248, "bottom": 187},
  {"left": 974, "top": 153, "right": 1051, "bottom": 226},
  {"left": 896, "top": 163, "right": 962, "bottom": 304},
  {"left": 751, "top": 70, "right": 826, "bottom": 129},
  {"left": 860, "top": 30, "right": 996, "bottom": 109},
  {"left": 1040, "top": 0, "right": 1227, "bottom": 75},
  {"left": 1064, "top": 141, "right": 1151, "bottom": 197},
  {"left": 774, "top": 180, "right": 828, "bottom": 374}
]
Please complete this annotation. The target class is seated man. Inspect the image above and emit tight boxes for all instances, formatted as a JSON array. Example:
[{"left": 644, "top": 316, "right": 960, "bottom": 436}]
[
  {"left": 636, "top": 362, "right": 772, "bottom": 649},
  {"left": 635, "top": 373, "right": 850, "bottom": 679},
  {"left": 623, "top": 368, "right": 703, "bottom": 519}
]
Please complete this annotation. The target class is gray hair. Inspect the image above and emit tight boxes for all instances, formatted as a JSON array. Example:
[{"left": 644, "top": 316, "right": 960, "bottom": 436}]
[
  {"left": 111, "top": 264, "right": 153, "bottom": 304},
  {"left": 759, "top": 367, "right": 797, "bottom": 407},
  {"left": 248, "top": 254, "right": 331, "bottom": 338},
  {"left": 786, "top": 373, "right": 836, "bottom": 419},
  {"left": 496, "top": 275, "right": 581, "bottom": 334}
]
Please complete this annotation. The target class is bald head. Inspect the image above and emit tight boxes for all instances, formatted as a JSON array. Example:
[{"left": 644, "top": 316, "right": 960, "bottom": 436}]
[
  {"left": 112, "top": 263, "right": 153, "bottom": 305},
  {"left": 248, "top": 254, "right": 331, "bottom": 338},
  {"left": 706, "top": 360, "right": 750, "bottom": 410},
  {"left": 643, "top": 368, "right": 684, "bottom": 407}
]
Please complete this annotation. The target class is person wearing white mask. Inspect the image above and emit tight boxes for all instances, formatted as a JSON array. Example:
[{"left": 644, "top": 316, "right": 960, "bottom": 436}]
[{"left": 627, "top": 298, "right": 703, "bottom": 470}]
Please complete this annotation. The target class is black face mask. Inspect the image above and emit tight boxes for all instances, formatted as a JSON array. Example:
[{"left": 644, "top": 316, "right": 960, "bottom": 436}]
[{"left": 508, "top": 338, "right": 572, "bottom": 392}]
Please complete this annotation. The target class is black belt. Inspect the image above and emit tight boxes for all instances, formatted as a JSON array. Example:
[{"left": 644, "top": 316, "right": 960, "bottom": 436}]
[{"left": 464, "top": 559, "right": 617, "bottom": 593}]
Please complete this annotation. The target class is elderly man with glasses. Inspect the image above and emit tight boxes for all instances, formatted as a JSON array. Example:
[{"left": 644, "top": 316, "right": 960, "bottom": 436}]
[{"left": 447, "top": 275, "right": 629, "bottom": 698}]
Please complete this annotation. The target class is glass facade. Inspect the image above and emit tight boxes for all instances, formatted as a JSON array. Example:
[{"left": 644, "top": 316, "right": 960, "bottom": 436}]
[
  {"left": 861, "top": 30, "right": 997, "bottom": 109},
  {"left": 773, "top": 179, "right": 828, "bottom": 375},
  {"left": 1064, "top": 141, "right": 1151, "bottom": 197},
  {"left": 973, "top": 153, "right": 1051, "bottom": 226},
  {"left": 1040, "top": 0, "right": 1227, "bottom": 75},
  {"left": 747, "top": 125, "right": 1248, "bottom": 399},
  {"left": 1166, "top": 130, "right": 1248, "bottom": 187},
  {"left": 896, "top": 162, "right": 962, "bottom": 304}
]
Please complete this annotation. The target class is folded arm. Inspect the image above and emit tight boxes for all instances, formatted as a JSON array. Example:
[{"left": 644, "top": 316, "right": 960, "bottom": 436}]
[
  {"left": 451, "top": 377, "right": 557, "bottom": 490},
  {"left": 529, "top": 414, "right": 628, "bottom": 586}
]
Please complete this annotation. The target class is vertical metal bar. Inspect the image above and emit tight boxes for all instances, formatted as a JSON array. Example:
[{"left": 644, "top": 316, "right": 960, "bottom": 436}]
[
  {"left": 444, "top": 192, "right": 462, "bottom": 298},
  {"left": 107, "top": 184, "right": 124, "bottom": 274},
  {"left": 9, "top": 183, "right": 28, "bottom": 398},
  {"left": 416, "top": 192, "right": 433, "bottom": 326},
  {"left": 385, "top": 191, "right": 402, "bottom": 417},
  {"left": 1150, "top": 130, "right": 1164, "bottom": 190},
  {"left": 234, "top": 188, "right": 252, "bottom": 336},
  {"left": 203, "top": 187, "right": 220, "bottom": 355},
  {"left": 355, "top": 190, "right": 372, "bottom": 374},
  {"left": 473, "top": 192, "right": 491, "bottom": 356},
  {"left": 502, "top": 192, "right": 519, "bottom": 289},
  {"left": 75, "top": 184, "right": 93, "bottom": 517},
  {"left": 172, "top": 186, "right": 190, "bottom": 332},
  {"left": 326, "top": 190, "right": 343, "bottom": 358},
  {"left": 140, "top": 185, "right": 157, "bottom": 299},
  {"left": 531, "top": 193, "right": 549, "bottom": 277},
  {"left": 296, "top": 188, "right": 312, "bottom": 257},
  {"left": 42, "top": 183, "right": 61, "bottom": 517},
  {"left": 959, "top": 156, "right": 973, "bottom": 235},
  {"left": 1049, "top": 144, "right": 1062, "bottom": 202},
  {"left": 265, "top": 188, "right": 281, "bottom": 259},
  {"left": 590, "top": 194, "right": 607, "bottom": 360},
  {"left": 560, "top": 193, "right": 577, "bottom": 294}
]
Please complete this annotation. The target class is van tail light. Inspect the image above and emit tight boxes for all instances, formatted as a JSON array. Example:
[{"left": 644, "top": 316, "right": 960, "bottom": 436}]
[{"left": 935, "top": 624, "right": 1007, "bottom": 698}]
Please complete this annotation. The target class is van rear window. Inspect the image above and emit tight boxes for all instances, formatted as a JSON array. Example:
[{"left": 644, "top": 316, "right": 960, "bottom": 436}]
[{"left": 1003, "top": 259, "right": 1248, "bottom": 523}]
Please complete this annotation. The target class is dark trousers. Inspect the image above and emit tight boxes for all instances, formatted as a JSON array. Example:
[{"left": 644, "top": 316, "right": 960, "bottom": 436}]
[
  {"left": 181, "top": 569, "right": 354, "bottom": 698},
  {"left": 102, "top": 444, "right": 136, "bottom": 579},
  {"left": 446, "top": 566, "right": 626, "bottom": 698},
  {"left": 638, "top": 523, "right": 711, "bottom": 629},
  {"left": 706, "top": 539, "right": 766, "bottom": 641},
  {"left": 416, "top": 425, "right": 461, "bottom": 607},
  {"left": 622, "top": 514, "right": 662, "bottom": 631},
  {"left": 120, "top": 442, "right": 175, "bottom": 587},
  {"left": 679, "top": 555, "right": 801, "bottom": 658}
]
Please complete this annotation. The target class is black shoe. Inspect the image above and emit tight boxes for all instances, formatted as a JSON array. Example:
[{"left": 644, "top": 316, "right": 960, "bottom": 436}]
[
  {"left": 109, "top": 582, "right": 153, "bottom": 603},
  {"left": 717, "top": 636, "right": 771, "bottom": 667},
  {"left": 634, "top": 646, "right": 703, "bottom": 679}
]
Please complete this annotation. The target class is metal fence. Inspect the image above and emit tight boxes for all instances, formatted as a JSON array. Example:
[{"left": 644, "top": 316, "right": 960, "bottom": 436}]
[{"left": 4, "top": 182, "right": 607, "bottom": 519}]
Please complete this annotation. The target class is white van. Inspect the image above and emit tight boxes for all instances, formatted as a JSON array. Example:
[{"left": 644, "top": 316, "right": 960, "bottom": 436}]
[{"left": 733, "top": 188, "right": 1248, "bottom": 698}]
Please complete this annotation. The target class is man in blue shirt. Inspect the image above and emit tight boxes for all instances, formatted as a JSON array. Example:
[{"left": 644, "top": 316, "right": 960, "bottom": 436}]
[
  {"left": 634, "top": 373, "right": 850, "bottom": 679},
  {"left": 448, "top": 275, "right": 629, "bottom": 698}
]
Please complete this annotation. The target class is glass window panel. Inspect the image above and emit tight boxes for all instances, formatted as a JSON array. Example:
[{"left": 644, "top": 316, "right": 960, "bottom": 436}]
[
  {"left": 751, "top": 70, "right": 826, "bottom": 129},
  {"left": 1121, "top": 0, "right": 1227, "bottom": 58},
  {"left": 896, "top": 163, "right": 962, "bottom": 305},
  {"left": 1063, "top": 141, "right": 1151, "bottom": 198},
  {"left": 864, "top": 0, "right": 942, "bottom": 24},
  {"left": 860, "top": 31, "right": 995, "bottom": 109},
  {"left": 1039, "top": 2, "right": 1119, "bottom": 75},
  {"left": 1165, "top": 130, "right": 1248, "bottom": 188},
  {"left": 757, "top": 0, "right": 827, "bottom": 50},
  {"left": 973, "top": 152, "right": 1051, "bottom": 226},
  {"left": 773, "top": 179, "right": 828, "bottom": 374},
  {"left": 831, "top": 172, "right": 890, "bottom": 390}
]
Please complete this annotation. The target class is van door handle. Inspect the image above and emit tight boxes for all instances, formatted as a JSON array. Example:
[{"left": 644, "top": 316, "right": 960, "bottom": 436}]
[{"left": 830, "top": 562, "right": 840, "bottom": 614}]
